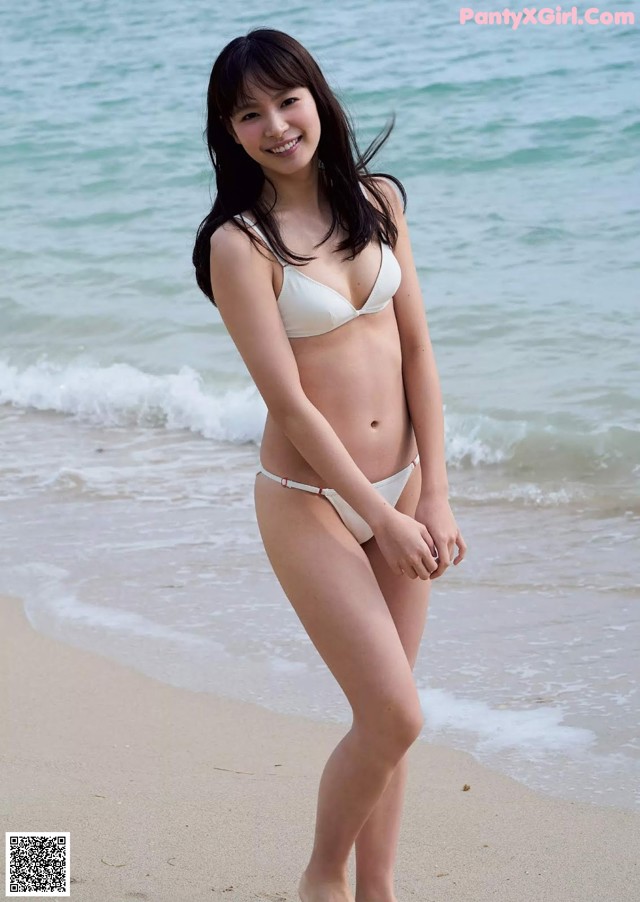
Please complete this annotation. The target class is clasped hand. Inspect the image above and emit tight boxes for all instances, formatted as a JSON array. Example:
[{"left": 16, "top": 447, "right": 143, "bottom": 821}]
[{"left": 373, "top": 495, "right": 466, "bottom": 580}]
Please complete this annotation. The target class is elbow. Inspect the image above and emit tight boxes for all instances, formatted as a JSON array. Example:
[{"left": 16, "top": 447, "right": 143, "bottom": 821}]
[{"left": 269, "top": 393, "right": 313, "bottom": 438}]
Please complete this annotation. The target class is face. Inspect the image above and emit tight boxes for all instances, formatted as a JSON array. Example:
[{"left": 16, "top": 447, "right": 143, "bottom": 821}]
[{"left": 227, "top": 82, "right": 321, "bottom": 172}]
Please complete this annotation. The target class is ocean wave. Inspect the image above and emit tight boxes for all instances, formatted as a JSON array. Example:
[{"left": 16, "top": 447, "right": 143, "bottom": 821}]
[
  {"left": 446, "top": 408, "right": 638, "bottom": 484},
  {"left": 1, "top": 359, "right": 637, "bottom": 483},
  {"left": 0, "top": 358, "right": 264, "bottom": 444}
]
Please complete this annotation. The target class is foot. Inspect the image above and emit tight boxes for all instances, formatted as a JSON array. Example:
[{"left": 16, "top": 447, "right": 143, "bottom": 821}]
[
  {"left": 354, "top": 883, "right": 397, "bottom": 902},
  {"left": 298, "top": 868, "right": 354, "bottom": 902}
]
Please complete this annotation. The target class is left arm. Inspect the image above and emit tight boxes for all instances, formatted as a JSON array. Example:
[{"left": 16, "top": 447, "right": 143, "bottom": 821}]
[{"left": 374, "top": 177, "right": 467, "bottom": 574}]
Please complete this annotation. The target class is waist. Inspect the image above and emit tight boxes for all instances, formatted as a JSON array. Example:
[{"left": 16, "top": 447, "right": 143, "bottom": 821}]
[{"left": 259, "top": 409, "right": 416, "bottom": 485}]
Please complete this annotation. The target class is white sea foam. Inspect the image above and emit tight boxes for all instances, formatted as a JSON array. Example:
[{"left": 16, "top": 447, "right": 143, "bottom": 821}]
[
  {"left": 445, "top": 409, "right": 527, "bottom": 466},
  {"left": 50, "top": 593, "right": 211, "bottom": 646},
  {"left": 5, "top": 563, "right": 210, "bottom": 646},
  {"left": 0, "top": 358, "right": 265, "bottom": 443},
  {"left": 420, "top": 685, "right": 595, "bottom": 755}
]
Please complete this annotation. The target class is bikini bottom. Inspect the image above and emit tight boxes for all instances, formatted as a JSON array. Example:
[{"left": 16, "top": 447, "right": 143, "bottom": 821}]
[{"left": 257, "top": 453, "right": 420, "bottom": 545}]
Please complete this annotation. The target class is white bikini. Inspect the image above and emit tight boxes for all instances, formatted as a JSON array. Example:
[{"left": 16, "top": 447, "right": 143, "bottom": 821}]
[{"left": 235, "top": 194, "right": 419, "bottom": 545}]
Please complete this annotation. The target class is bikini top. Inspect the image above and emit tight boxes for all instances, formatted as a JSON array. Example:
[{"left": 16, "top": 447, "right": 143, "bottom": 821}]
[{"left": 233, "top": 194, "right": 402, "bottom": 339}]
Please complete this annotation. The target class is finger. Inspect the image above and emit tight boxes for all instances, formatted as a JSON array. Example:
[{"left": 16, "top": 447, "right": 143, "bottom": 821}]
[
  {"left": 420, "top": 527, "right": 435, "bottom": 555},
  {"left": 420, "top": 549, "right": 438, "bottom": 579},
  {"left": 436, "top": 540, "right": 450, "bottom": 568},
  {"left": 410, "top": 555, "right": 431, "bottom": 581},
  {"left": 417, "top": 530, "right": 438, "bottom": 578},
  {"left": 429, "top": 558, "right": 446, "bottom": 580},
  {"left": 453, "top": 533, "right": 467, "bottom": 565},
  {"left": 399, "top": 565, "right": 417, "bottom": 579},
  {"left": 426, "top": 540, "right": 448, "bottom": 579}
]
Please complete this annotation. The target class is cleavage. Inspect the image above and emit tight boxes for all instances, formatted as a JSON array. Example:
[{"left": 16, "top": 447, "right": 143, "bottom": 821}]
[{"left": 276, "top": 237, "right": 383, "bottom": 312}]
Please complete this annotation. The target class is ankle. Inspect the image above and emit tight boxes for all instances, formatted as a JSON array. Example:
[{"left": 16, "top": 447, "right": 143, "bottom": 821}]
[
  {"left": 302, "top": 862, "right": 350, "bottom": 887},
  {"left": 355, "top": 878, "right": 396, "bottom": 902},
  {"left": 299, "top": 867, "right": 353, "bottom": 902}
]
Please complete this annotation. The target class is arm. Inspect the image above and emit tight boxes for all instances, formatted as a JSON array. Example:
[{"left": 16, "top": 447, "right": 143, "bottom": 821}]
[
  {"left": 402, "top": 341, "right": 448, "bottom": 498},
  {"left": 374, "top": 177, "right": 449, "bottom": 498},
  {"left": 209, "top": 223, "right": 398, "bottom": 532},
  {"left": 373, "top": 178, "right": 466, "bottom": 574}
]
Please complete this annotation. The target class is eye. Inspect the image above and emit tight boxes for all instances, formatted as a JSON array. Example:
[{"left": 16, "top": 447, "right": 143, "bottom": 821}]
[{"left": 240, "top": 97, "right": 298, "bottom": 122}]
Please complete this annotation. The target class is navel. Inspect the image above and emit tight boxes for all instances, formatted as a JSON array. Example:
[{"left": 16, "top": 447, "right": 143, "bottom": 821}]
[{"left": 370, "top": 420, "right": 379, "bottom": 429}]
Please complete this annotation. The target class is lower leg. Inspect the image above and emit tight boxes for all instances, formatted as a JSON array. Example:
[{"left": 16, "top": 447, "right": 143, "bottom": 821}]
[
  {"left": 303, "top": 722, "right": 416, "bottom": 888},
  {"left": 354, "top": 753, "right": 409, "bottom": 902}
]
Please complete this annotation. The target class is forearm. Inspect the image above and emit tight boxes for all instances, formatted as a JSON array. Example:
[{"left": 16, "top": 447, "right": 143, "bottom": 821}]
[
  {"left": 402, "top": 344, "right": 449, "bottom": 497},
  {"left": 279, "top": 399, "right": 393, "bottom": 531}
]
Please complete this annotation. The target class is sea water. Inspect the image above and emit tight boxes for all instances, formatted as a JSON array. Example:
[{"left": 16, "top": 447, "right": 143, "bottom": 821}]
[{"left": 1, "top": 0, "right": 639, "bottom": 810}]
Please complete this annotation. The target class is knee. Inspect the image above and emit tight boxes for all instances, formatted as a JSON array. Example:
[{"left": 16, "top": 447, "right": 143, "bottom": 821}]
[
  {"left": 356, "top": 697, "right": 424, "bottom": 755},
  {"left": 394, "top": 702, "right": 424, "bottom": 748}
]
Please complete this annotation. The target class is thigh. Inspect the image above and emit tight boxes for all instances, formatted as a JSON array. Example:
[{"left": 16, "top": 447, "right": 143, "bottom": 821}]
[
  {"left": 254, "top": 473, "right": 423, "bottom": 728},
  {"left": 362, "top": 460, "right": 431, "bottom": 671}
]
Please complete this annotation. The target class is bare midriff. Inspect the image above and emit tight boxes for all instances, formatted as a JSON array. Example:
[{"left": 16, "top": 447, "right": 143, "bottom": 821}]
[{"left": 259, "top": 290, "right": 417, "bottom": 486}]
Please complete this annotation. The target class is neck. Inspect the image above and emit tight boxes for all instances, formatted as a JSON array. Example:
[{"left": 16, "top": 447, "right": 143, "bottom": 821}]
[{"left": 260, "top": 158, "right": 329, "bottom": 217}]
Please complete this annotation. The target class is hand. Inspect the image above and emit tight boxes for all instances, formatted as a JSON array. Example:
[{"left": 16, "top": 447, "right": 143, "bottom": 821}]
[
  {"left": 372, "top": 508, "right": 439, "bottom": 580},
  {"left": 413, "top": 494, "right": 466, "bottom": 580}
]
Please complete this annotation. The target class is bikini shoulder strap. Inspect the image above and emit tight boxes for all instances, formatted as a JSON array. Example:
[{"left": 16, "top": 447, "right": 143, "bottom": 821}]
[{"left": 233, "top": 214, "right": 287, "bottom": 265}]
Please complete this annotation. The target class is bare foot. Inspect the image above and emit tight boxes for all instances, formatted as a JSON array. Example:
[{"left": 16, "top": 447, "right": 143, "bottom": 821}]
[{"left": 298, "top": 869, "right": 354, "bottom": 902}]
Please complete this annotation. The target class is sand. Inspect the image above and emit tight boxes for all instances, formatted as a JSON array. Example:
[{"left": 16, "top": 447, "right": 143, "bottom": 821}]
[{"left": 1, "top": 595, "right": 638, "bottom": 901}]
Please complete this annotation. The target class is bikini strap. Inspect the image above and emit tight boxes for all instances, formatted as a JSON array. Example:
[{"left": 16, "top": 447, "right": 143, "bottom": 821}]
[
  {"left": 258, "top": 467, "right": 327, "bottom": 495},
  {"left": 236, "top": 188, "right": 368, "bottom": 264},
  {"left": 234, "top": 214, "right": 287, "bottom": 266}
]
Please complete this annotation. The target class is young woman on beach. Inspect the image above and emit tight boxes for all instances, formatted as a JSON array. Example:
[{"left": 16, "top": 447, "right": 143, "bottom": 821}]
[{"left": 193, "top": 28, "right": 466, "bottom": 902}]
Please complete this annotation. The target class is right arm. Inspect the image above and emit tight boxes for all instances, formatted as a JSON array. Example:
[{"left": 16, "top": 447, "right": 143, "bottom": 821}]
[{"left": 209, "top": 222, "right": 394, "bottom": 532}]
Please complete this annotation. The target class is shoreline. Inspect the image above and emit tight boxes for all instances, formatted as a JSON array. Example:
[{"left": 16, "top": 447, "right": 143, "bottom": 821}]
[{"left": 1, "top": 594, "right": 638, "bottom": 901}]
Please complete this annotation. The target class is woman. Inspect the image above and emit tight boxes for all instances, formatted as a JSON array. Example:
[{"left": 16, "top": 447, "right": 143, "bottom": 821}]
[{"left": 193, "top": 28, "right": 466, "bottom": 902}]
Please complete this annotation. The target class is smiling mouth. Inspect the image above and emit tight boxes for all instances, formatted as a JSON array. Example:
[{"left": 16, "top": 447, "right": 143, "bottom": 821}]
[{"left": 266, "top": 136, "right": 302, "bottom": 154}]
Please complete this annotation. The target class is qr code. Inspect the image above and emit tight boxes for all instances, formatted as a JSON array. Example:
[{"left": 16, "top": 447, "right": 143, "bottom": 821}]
[{"left": 5, "top": 833, "right": 70, "bottom": 897}]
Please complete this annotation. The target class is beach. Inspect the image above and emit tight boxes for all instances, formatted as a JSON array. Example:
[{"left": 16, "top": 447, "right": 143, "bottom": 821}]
[
  {"left": 2, "top": 2, "right": 639, "bottom": 898},
  {"left": 2, "top": 594, "right": 638, "bottom": 901}
]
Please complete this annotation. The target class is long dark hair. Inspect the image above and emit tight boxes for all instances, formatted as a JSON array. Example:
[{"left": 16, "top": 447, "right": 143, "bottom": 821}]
[{"left": 192, "top": 28, "right": 407, "bottom": 306}]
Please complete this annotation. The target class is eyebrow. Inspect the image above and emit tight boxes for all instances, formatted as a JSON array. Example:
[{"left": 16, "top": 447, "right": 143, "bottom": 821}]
[{"left": 235, "top": 88, "right": 291, "bottom": 114}]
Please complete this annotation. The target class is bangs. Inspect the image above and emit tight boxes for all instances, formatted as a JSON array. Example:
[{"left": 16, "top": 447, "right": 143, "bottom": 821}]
[{"left": 216, "top": 41, "right": 310, "bottom": 120}]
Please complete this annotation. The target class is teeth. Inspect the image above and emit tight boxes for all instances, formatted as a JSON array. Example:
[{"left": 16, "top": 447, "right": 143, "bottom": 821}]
[{"left": 270, "top": 137, "right": 299, "bottom": 154}]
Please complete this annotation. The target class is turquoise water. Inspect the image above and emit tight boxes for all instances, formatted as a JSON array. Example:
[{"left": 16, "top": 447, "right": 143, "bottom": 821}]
[{"left": 1, "top": 1, "right": 639, "bottom": 810}]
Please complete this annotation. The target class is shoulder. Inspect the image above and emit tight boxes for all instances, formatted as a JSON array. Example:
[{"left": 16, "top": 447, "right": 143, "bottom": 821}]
[
  {"left": 364, "top": 176, "right": 406, "bottom": 224},
  {"left": 209, "top": 218, "right": 273, "bottom": 305},
  {"left": 210, "top": 214, "right": 276, "bottom": 267},
  {"left": 209, "top": 217, "right": 244, "bottom": 258},
  {"left": 210, "top": 216, "right": 266, "bottom": 266}
]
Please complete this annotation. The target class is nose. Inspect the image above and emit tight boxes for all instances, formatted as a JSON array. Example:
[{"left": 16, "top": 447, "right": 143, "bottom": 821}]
[{"left": 264, "top": 107, "right": 287, "bottom": 138}]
